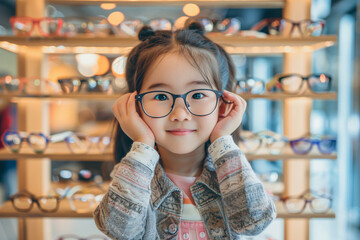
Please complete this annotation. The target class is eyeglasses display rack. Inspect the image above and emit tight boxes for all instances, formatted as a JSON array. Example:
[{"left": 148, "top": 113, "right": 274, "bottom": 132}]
[{"left": 0, "top": 0, "right": 337, "bottom": 240}]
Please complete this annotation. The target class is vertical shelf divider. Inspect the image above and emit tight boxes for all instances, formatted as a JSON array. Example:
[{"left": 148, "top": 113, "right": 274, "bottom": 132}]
[
  {"left": 16, "top": 0, "right": 51, "bottom": 239},
  {"left": 283, "top": 0, "right": 313, "bottom": 239}
]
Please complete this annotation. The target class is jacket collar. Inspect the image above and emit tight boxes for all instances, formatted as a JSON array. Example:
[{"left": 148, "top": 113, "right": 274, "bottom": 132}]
[{"left": 150, "top": 153, "right": 221, "bottom": 209}]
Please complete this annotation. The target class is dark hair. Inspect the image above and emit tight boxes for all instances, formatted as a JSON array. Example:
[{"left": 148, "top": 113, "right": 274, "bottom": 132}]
[{"left": 113, "top": 23, "right": 236, "bottom": 163}]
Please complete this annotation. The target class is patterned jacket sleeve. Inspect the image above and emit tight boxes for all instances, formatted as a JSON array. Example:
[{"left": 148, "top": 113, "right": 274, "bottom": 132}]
[
  {"left": 94, "top": 142, "right": 159, "bottom": 239},
  {"left": 208, "top": 135, "right": 277, "bottom": 236}
]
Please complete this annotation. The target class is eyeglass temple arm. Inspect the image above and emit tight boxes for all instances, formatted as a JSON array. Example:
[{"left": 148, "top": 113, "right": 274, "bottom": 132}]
[
  {"left": 265, "top": 74, "right": 283, "bottom": 92},
  {"left": 221, "top": 96, "right": 233, "bottom": 104},
  {"left": 50, "top": 131, "right": 74, "bottom": 143},
  {"left": 250, "top": 18, "right": 274, "bottom": 31}
]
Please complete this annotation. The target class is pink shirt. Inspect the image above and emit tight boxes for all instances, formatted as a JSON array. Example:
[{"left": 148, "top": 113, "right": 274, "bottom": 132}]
[{"left": 166, "top": 172, "right": 209, "bottom": 240}]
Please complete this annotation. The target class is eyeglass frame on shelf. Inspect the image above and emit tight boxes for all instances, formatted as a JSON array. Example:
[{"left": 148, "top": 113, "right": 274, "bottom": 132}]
[
  {"left": 238, "top": 129, "right": 289, "bottom": 155},
  {"left": 10, "top": 191, "right": 60, "bottom": 213},
  {"left": 235, "top": 77, "right": 266, "bottom": 94},
  {"left": 64, "top": 132, "right": 112, "bottom": 154},
  {"left": 289, "top": 136, "right": 336, "bottom": 155},
  {"left": 251, "top": 18, "right": 325, "bottom": 36},
  {"left": 10, "top": 16, "right": 64, "bottom": 37},
  {"left": 1, "top": 130, "right": 75, "bottom": 154},
  {"left": 266, "top": 73, "right": 332, "bottom": 94},
  {"left": 279, "top": 189, "right": 332, "bottom": 214}
]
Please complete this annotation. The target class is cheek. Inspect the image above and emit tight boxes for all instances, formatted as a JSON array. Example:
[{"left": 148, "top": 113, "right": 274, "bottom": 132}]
[
  {"left": 198, "top": 112, "right": 219, "bottom": 132},
  {"left": 142, "top": 116, "right": 162, "bottom": 134}
]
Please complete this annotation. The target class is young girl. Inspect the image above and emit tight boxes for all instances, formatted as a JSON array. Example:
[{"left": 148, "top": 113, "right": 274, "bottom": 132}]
[{"left": 94, "top": 24, "right": 276, "bottom": 240}]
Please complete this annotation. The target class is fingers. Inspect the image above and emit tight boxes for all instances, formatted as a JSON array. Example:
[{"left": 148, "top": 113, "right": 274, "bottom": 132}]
[
  {"left": 112, "top": 92, "right": 135, "bottom": 122},
  {"left": 127, "top": 91, "right": 138, "bottom": 117},
  {"left": 222, "top": 90, "right": 247, "bottom": 115}
]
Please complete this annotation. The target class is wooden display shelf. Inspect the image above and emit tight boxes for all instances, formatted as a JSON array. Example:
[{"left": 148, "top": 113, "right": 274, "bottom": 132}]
[
  {"left": 240, "top": 92, "right": 337, "bottom": 100},
  {"left": 0, "top": 199, "right": 335, "bottom": 218},
  {"left": 275, "top": 202, "right": 336, "bottom": 219},
  {"left": 245, "top": 146, "right": 337, "bottom": 160},
  {"left": 0, "top": 145, "right": 337, "bottom": 161},
  {"left": 0, "top": 92, "right": 337, "bottom": 100},
  {"left": 0, "top": 142, "right": 114, "bottom": 161},
  {"left": 0, "top": 35, "right": 337, "bottom": 54},
  {"left": 0, "top": 200, "right": 94, "bottom": 218},
  {"left": 0, "top": 93, "right": 123, "bottom": 100},
  {"left": 47, "top": 0, "right": 285, "bottom": 8}
]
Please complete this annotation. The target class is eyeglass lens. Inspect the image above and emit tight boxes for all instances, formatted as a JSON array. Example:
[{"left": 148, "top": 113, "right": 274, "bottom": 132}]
[
  {"left": 65, "top": 134, "right": 91, "bottom": 154},
  {"left": 140, "top": 89, "right": 219, "bottom": 118},
  {"left": 69, "top": 193, "right": 98, "bottom": 213}
]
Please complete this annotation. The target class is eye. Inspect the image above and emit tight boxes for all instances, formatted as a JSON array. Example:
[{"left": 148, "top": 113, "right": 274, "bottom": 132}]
[
  {"left": 191, "top": 92, "right": 205, "bottom": 99},
  {"left": 154, "top": 94, "right": 169, "bottom": 101}
]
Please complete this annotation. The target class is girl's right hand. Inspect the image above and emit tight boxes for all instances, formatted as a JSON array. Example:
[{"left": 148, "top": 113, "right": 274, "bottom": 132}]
[{"left": 112, "top": 91, "right": 155, "bottom": 148}]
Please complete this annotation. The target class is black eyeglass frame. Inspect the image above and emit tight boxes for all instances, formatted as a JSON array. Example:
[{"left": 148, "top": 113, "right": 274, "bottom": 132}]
[
  {"left": 251, "top": 18, "right": 325, "bottom": 36},
  {"left": 278, "top": 73, "right": 332, "bottom": 94},
  {"left": 10, "top": 191, "right": 60, "bottom": 213},
  {"left": 135, "top": 89, "right": 225, "bottom": 118}
]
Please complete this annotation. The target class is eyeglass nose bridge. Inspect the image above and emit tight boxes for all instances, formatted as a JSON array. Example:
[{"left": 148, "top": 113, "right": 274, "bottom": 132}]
[{"left": 170, "top": 93, "right": 191, "bottom": 113}]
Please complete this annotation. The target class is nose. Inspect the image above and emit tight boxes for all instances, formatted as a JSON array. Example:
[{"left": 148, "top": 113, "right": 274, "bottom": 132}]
[{"left": 169, "top": 97, "right": 192, "bottom": 121}]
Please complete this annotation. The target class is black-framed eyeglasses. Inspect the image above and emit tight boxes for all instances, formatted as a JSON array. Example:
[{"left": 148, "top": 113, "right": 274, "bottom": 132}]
[
  {"left": 10, "top": 191, "right": 60, "bottom": 213},
  {"left": 266, "top": 73, "right": 332, "bottom": 94},
  {"left": 251, "top": 18, "right": 325, "bottom": 36},
  {"left": 135, "top": 89, "right": 224, "bottom": 118}
]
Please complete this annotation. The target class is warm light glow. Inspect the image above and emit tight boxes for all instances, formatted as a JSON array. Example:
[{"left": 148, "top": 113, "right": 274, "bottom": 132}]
[
  {"left": 173, "top": 16, "right": 189, "bottom": 30},
  {"left": 101, "top": 3, "right": 116, "bottom": 10},
  {"left": 320, "top": 74, "right": 327, "bottom": 83},
  {"left": 112, "top": 56, "right": 127, "bottom": 77},
  {"left": 96, "top": 55, "right": 110, "bottom": 75},
  {"left": 108, "top": 11, "right": 125, "bottom": 26},
  {"left": 76, "top": 53, "right": 99, "bottom": 77},
  {"left": 284, "top": 46, "right": 292, "bottom": 52},
  {"left": 1, "top": 41, "right": 19, "bottom": 53},
  {"left": 183, "top": 3, "right": 200, "bottom": 17}
]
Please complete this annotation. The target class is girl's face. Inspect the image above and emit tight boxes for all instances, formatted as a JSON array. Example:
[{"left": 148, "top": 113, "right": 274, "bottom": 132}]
[{"left": 139, "top": 52, "right": 220, "bottom": 155}]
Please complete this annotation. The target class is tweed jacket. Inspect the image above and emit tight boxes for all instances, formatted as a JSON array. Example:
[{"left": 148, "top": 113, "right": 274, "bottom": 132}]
[{"left": 94, "top": 135, "right": 276, "bottom": 240}]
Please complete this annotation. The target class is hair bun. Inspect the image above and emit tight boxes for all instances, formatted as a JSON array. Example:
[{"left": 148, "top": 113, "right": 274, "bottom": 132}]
[
  {"left": 138, "top": 26, "right": 155, "bottom": 41},
  {"left": 184, "top": 18, "right": 205, "bottom": 35}
]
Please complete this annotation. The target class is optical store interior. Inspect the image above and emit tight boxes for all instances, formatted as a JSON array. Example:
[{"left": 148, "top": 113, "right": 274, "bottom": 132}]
[{"left": 0, "top": 0, "right": 359, "bottom": 240}]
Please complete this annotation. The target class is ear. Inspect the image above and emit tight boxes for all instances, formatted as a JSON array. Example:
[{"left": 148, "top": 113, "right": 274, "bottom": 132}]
[{"left": 218, "top": 101, "right": 232, "bottom": 118}]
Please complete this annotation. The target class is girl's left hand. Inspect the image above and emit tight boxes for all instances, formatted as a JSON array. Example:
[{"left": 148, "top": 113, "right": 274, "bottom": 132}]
[{"left": 210, "top": 90, "right": 247, "bottom": 143}]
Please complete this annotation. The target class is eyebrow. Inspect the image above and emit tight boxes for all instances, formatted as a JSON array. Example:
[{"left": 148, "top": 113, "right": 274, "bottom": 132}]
[{"left": 146, "top": 80, "right": 211, "bottom": 90}]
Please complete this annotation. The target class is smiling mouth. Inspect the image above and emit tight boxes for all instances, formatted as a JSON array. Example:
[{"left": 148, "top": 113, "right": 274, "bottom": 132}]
[{"left": 166, "top": 129, "right": 196, "bottom": 136}]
